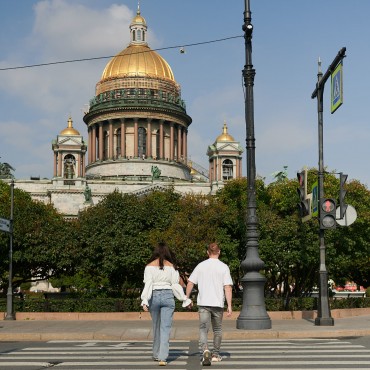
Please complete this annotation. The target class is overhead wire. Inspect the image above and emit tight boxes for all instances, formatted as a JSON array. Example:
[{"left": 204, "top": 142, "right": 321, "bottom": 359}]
[{"left": 0, "top": 35, "right": 243, "bottom": 71}]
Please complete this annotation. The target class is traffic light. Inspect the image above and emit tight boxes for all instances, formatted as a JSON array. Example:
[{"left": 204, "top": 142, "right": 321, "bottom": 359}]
[
  {"left": 320, "top": 198, "right": 336, "bottom": 230},
  {"left": 297, "top": 169, "right": 311, "bottom": 219},
  {"left": 339, "top": 172, "right": 348, "bottom": 219}
]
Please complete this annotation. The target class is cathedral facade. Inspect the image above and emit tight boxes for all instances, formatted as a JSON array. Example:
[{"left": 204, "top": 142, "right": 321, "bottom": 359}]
[{"left": 9, "top": 7, "right": 243, "bottom": 217}]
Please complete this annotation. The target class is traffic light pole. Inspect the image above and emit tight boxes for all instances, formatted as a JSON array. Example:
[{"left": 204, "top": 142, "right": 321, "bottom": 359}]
[
  {"left": 5, "top": 180, "right": 15, "bottom": 320},
  {"left": 311, "top": 47, "right": 346, "bottom": 326}
]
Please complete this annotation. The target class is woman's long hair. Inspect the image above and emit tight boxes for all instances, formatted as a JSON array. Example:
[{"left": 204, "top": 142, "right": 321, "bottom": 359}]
[{"left": 147, "top": 242, "right": 176, "bottom": 270}]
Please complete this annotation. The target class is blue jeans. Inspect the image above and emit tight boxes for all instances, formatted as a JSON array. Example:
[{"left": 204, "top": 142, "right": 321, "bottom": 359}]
[
  {"left": 149, "top": 289, "right": 175, "bottom": 361},
  {"left": 198, "top": 306, "right": 224, "bottom": 356}
]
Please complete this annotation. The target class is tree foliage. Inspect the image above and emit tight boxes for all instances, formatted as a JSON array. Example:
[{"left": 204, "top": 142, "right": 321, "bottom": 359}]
[
  {"left": 0, "top": 181, "right": 75, "bottom": 294},
  {"left": 1, "top": 170, "right": 369, "bottom": 300}
]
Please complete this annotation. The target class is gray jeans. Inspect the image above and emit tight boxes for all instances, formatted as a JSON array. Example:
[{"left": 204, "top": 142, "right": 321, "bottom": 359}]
[{"left": 198, "top": 306, "right": 224, "bottom": 355}]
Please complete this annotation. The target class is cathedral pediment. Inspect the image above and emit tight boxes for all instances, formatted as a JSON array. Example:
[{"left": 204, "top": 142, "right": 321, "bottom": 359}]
[
  {"left": 214, "top": 142, "right": 243, "bottom": 153},
  {"left": 57, "top": 136, "right": 83, "bottom": 146}
]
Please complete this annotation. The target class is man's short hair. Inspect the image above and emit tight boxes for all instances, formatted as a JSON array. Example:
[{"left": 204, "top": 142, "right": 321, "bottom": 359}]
[{"left": 208, "top": 242, "right": 220, "bottom": 255}]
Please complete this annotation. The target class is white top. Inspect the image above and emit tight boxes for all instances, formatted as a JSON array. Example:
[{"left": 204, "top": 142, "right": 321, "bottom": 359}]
[
  {"left": 141, "top": 265, "right": 191, "bottom": 307},
  {"left": 189, "top": 258, "right": 233, "bottom": 308}
]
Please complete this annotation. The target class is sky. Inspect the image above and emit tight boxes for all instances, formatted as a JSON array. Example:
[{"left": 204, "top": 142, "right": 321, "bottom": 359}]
[{"left": 0, "top": 0, "right": 369, "bottom": 187}]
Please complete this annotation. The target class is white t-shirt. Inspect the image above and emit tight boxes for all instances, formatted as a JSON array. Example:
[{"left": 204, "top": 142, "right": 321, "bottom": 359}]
[{"left": 189, "top": 258, "right": 233, "bottom": 308}]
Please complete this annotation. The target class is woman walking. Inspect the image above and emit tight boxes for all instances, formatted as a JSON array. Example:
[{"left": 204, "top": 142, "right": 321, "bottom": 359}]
[{"left": 141, "top": 242, "right": 192, "bottom": 366}]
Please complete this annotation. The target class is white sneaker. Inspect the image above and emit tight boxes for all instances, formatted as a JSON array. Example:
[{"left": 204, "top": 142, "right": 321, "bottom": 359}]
[
  {"left": 201, "top": 349, "right": 212, "bottom": 366},
  {"left": 212, "top": 354, "right": 222, "bottom": 362}
]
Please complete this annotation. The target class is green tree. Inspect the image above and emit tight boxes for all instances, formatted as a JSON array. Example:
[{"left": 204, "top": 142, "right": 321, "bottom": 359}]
[{"left": 0, "top": 181, "right": 75, "bottom": 293}]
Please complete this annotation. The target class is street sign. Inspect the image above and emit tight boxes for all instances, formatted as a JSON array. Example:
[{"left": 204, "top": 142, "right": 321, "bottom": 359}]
[
  {"left": 336, "top": 204, "right": 357, "bottom": 226},
  {"left": 312, "top": 181, "right": 318, "bottom": 217},
  {"left": 0, "top": 217, "right": 11, "bottom": 233},
  {"left": 331, "top": 62, "right": 343, "bottom": 114}
]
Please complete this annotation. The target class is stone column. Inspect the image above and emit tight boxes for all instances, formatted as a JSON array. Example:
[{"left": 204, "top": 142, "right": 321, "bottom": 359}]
[
  {"left": 58, "top": 152, "right": 63, "bottom": 177},
  {"left": 87, "top": 127, "right": 90, "bottom": 164},
  {"left": 218, "top": 157, "right": 222, "bottom": 181},
  {"left": 92, "top": 125, "right": 96, "bottom": 163},
  {"left": 170, "top": 122, "right": 174, "bottom": 161},
  {"left": 81, "top": 153, "right": 85, "bottom": 177},
  {"left": 109, "top": 120, "right": 114, "bottom": 159},
  {"left": 177, "top": 125, "right": 182, "bottom": 161},
  {"left": 53, "top": 152, "right": 57, "bottom": 177},
  {"left": 98, "top": 123, "right": 103, "bottom": 160},
  {"left": 182, "top": 128, "right": 187, "bottom": 162}
]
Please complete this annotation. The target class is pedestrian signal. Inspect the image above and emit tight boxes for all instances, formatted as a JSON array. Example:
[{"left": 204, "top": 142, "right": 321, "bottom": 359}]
[{"left": 320, "top": 198, "right": 336, "bottom": 230}]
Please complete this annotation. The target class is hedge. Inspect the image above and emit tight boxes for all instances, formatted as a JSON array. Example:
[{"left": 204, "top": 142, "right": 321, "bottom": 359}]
[{"left": 1, "top": 297, "right": 370, "bottom": 313}]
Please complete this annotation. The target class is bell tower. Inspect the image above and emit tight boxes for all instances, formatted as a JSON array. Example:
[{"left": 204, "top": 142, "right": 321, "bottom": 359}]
[
  {"left": 52, "top": 117, "right": 87, "bottom": 185},
  {"left": 207, "top": 122, "right": 243, "bottom": 193}
]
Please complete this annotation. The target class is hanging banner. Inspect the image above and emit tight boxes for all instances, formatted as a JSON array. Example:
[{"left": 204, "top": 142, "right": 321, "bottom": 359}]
[
  {"left": 311, "top": 181, "right": 318, "bottom": 217},
  {"left": 331, "top": 62, "right": 343, "bottom": 114}
]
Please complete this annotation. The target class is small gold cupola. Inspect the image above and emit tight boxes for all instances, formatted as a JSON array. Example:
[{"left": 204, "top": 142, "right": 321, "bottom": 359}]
[
  {"left": 215, "top": 121, "right": 235, "bottom": 143},
  {"left": 60, "top": 117, "right": 80, "bottom": 136}
]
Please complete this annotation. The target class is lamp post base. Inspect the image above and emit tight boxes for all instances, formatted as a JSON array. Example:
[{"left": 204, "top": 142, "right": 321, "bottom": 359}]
[
  {"left": 237, "top": 316, "right": 271, "bottom": 330},
  {"left": 315, "top": 317, "right": 334, "bottom": 326},
  {"left": 236, "top": 272, "right": 272, "bottom": 330}
]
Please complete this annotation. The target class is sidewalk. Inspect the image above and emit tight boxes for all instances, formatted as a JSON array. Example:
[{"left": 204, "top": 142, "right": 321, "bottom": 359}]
[{"left": 0, "top": 310, "right": 370, "bottom": 341}]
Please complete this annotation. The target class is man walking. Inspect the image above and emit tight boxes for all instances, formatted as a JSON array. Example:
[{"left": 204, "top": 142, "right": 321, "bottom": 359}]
[{"left": 186, "top": 243, "right": 233, "bottom": 366}]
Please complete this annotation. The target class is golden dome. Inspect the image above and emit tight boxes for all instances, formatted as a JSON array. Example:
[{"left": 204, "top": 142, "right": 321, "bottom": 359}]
[
  {"left": 131, "top": 13, "right": 146, "bottom": 25},
  {"left": 60, "top": 117, "right": 80, "bottom": 136},
  {"left": 101, "top": 44, "right": 175, "bottom": 81},
  {"left": 216, "top": 122, "right": 235, "bottom": 142}
]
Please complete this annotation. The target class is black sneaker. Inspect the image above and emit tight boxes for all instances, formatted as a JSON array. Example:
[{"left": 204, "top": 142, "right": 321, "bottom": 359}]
[{"left": 201, "top": 349, "right": 212, "bottom": 366}]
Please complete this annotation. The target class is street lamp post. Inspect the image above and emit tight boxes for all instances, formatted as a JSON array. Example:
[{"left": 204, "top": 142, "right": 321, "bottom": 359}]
[
  {"left": 5, "top": 180, "right": 15, "bottom": 320},
  {"left": 236, "top": 0, "right": 271, "bottom": 330}
]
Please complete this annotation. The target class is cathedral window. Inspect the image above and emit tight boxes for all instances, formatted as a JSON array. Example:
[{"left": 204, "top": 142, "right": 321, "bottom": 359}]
[
  {"left": 103, "top": 131, "right": 109, "bottom": 160},
  {"left": 116, "top": 129, "right": 121, "bottom": 157},
  {"left": 138, "top": 127, "right": 147, "bottom": 158},
  {"left": 222, "top": 159, "right": 233, "bottom": 180},
  {"left": 156, "top": 129, "right": 160, "bottom": 159}
]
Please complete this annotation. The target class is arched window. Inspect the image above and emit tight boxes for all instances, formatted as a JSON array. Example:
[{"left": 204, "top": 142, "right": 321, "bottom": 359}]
[
  {"left": 222, "top": 159, "right": 233, "bottom": 180},
  {"left": 103, "top": 131, "right": 109, "bottom": 160},
  {"left": 133, "top": 30, "right": 136, "bottom": 41},
  {"left": 63, "top": 154, "right": 76, "bottom": 179},
  {"left": 116, "top": 128, "right": 121, "bottom": 157},
  {"left": 137, "top": 29, "right": 142, "bottom": 41},
  {"left": 156, "top": 129, "right": 160, "bottom": 159},
  {"left": 138, "top": 127, "right": 147, "bottom": 158}
]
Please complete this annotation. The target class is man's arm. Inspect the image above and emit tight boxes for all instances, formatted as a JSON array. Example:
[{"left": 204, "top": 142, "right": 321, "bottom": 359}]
[
  {"left": 224, "top": 285, "right": 232, "bottom": 317},
  {"left": 186, "top": 281, "right": 194, "bottom": 300}
]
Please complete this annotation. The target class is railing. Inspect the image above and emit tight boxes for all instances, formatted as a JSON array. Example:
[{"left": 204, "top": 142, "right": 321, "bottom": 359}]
[{"left": 87, "top": 88, "right": 187, "bottom": 115}]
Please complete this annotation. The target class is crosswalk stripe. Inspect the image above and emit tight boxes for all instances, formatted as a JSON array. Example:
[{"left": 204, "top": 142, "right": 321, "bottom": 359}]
[{"left": 1, "top": 339, "right": 369, "bottom": 369}]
